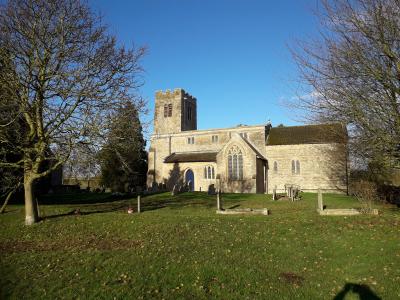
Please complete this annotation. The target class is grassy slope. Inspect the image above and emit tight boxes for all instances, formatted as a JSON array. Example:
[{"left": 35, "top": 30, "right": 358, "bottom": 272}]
[{"left": 0, "top": 192, "right": 399, "bottom": 299}]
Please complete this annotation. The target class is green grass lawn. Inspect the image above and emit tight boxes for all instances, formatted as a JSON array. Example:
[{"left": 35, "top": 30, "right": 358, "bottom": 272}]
[{"left": 0, "top": 192, "right": 399, "bottom": 299}]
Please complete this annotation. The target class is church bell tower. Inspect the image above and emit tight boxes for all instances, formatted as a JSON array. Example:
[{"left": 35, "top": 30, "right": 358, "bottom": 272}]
[{"left": 153, "top": 88, "right": 197, "bottom": 135}]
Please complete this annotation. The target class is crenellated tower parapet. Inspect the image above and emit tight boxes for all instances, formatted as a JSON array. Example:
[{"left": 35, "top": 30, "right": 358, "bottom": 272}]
[{"left": 153, "top": 88, "right": 197, "bottom": 135}]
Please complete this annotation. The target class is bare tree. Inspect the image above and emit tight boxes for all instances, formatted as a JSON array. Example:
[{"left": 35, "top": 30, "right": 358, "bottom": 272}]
[
  {"left": 0, "top": 48, "right": 25, "bottom": 213},
  {"left": 0, "top": 0, "right": 146, "bottom": 225},
  {"left": 290, "top": 0, "right": 400, "bottom": 173}
]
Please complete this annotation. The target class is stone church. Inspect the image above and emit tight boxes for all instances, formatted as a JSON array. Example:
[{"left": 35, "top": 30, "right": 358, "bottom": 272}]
[{"left": 147, "top": 88, "right": 348, "bottom": 194}]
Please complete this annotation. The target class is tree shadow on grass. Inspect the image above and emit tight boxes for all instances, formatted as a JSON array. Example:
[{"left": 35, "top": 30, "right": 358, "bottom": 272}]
[
  {"left": 141, "top": 192, "right": 218, "bottom": 212},
  {"left": 41, "top": 204, "right": 127, "bottom": 221},
  {"left": 39, "top": 192, "right": 250, "bottom": 220},
  {"left": 333, "top": 283, "right": 381, "bottom": 300},
  {"left": 38, "top": 192, "right": 133, "bottom": 205},
  {"left": 227, "top": 204, "right": 241, "bottom": 209}
]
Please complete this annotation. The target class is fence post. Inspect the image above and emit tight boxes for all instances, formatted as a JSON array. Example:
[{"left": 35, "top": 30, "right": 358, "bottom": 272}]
[
  {"left": 137, "top": 195, "right": 141, "bottom": 213},
  {"left": 217, "top": 191, "right": 222, "bottom": 211}
]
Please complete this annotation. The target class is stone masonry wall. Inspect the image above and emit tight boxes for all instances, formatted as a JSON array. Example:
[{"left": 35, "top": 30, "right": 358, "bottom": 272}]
[
  {"left": 147, "top": 126, "right": 266, "bottom": 191},
  {"left": 153, "top": 89, "right": 183, "bottom": 135},
  {"left": 216, "top": 136, "right": 258, "bottom": 193},
  {"left": 161, "top": 162, "right": 218, "bottom": 192},
  {"left": 181, "top": 94, "right": 197, "bottom": 131},
  {"left": 265, "top": 143, "right": 348, "bottom": 193},
  {"left": 153, "top": 89, "right": 197, "bottom": 135}
]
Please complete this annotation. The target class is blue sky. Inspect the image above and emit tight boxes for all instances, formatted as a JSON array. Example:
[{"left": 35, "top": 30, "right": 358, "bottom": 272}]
[{"left": 89, "top": 0, "right": 319, "bottom": 135}]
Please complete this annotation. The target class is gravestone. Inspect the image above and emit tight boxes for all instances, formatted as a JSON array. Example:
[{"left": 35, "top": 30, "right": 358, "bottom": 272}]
[
  {"left": 137, "top": 195, "right": 141, "bottom": 213},
  {"left": 272, "top": 188, "right": 277, "bottom": 201},
  {"left": 171, "top": 184, "right": 178, "bottom": 196},
  {"left": 292, "top": 188, "right": 298, "bottom": 201},
  {"left": 208, "top": 184, "right": 216, "bottom": 195},
  {"left": 287, "top": 186, "right": 292, "bottom": 199},
  {"left": 318, "top": 189, "right": 323, "bottom": 211},
  {"left": 152, "top": 182, "right": 158, "bottom": 192},
  {"left": 179, "top": 184, "right": 186, "bottom": 193}
]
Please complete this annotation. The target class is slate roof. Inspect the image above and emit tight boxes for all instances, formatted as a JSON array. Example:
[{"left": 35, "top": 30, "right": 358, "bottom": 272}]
[
  {"left": 241, "top": 137, "right": 267, "bottom": 161},
  {"left": 164, "top": 152, "right": 218, "bottom": 163},
  {"left": 266, "top": 123, "right": 347, "bottom": 146}
]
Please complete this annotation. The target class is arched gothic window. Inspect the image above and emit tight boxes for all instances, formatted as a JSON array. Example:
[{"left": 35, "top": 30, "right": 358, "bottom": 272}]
[
  {"left": 228, "top": 146, "right": 243, "bottom": 180},
  {"left": 204, "top": 166, "right": 215, "bottom": 179}
]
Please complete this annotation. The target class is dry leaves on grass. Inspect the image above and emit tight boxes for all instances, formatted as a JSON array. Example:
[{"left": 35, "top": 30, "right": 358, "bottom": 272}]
[
  {"left": 279, "top": 272, "right": 305, "bottom": 286},
  {"left": 0, "top": 236, "right": 143, "bottom": 253}
]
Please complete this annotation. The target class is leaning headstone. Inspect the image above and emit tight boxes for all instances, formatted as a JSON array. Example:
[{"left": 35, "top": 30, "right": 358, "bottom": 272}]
[
  {"left": 171, "top": 184, "right": 178, "bottom": 196},
  {"left": 272, "top": 188, "right": 277, "bottom": 201},
  {"left": 217, "top": 191, "right": 223, "bottom": 211},
  {"left": 137, "top": 195, "right": 141, "bottom": 213},
  {"left": 318, "top": 189, "right": 323, "bottom": 211}
]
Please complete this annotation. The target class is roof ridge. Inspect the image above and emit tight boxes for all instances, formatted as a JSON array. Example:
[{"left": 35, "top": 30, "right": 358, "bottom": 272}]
[{"left": 272, "top": 122, "right": 343, "bottom": 129}]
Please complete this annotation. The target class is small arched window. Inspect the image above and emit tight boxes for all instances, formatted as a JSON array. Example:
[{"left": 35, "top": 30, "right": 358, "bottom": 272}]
[
  {"left": 204, "top": 166, "right": 215, "bottom": 179},
  {"left": 273, "top": 161, "right": 278, "bottom": 173},
  {"left": 228, "top": 146, "right": 243, "bottom": 180},
  {"left": 292, "top": 160, "right": 300, "bottom": 174},
  {"left": 296, "top": 160, "right": 300, "bottom": 174}
]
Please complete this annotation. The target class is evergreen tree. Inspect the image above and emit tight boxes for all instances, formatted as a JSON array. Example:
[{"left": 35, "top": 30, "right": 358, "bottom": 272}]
[
  {"left": 0, "top": 49, "right": 24, "bottom": 212},
  {"left": 99, "top": 102, "right": 147, "bottom": 192}
]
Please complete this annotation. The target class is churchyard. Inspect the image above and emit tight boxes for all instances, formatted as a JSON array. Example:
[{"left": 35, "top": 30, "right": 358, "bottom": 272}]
[{"left": 1, "top": 192, "right": 399, "bottom": 299}]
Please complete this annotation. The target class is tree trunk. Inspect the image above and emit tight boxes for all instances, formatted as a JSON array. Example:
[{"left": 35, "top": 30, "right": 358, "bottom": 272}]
[
  {"left": 24, "top": 175, "right": 38, "bottom": 225},
  {"left": 0, "top": 190, "right": 13, "bottom": 214}
]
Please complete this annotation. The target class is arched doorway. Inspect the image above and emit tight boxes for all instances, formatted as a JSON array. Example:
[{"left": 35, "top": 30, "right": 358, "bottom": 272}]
[{"left": 185, "top": 169, "right": 194, "bottom": 191}]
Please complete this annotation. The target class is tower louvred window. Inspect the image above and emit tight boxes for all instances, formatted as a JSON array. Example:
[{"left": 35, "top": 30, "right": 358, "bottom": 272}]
[
  {"left": 168, "top": 104, "right": 172, "bottom": 117},
  {"left": 164, "top": 104, "right": 168, "bottom": 117}
]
